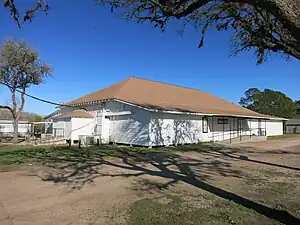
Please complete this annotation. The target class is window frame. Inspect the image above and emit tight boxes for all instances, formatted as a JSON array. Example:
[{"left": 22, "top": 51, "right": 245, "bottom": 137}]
[{"left": 217, "top": 118, "right": 229, "bottom": 124}]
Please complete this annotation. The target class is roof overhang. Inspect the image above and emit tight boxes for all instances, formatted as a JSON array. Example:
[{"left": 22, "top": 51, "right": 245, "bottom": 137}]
[
  {"left": 113, "top": 99, "right": 288, "bottom": 121},
  {"left": 60, "top": 98, "right": 288, "bottom": 121}
]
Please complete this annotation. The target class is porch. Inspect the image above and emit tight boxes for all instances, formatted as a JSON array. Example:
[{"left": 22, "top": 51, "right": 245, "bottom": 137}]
[{"left": 205, "top": 116, "right": 267, "bottom": 144}]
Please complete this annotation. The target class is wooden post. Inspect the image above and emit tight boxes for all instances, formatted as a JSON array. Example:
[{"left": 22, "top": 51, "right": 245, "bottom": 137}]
[
  {"left": 69, "top": 138, "right": 71, "bottom": 147},
  {"left": 78, "top": 139, "right": 81, "bottom": 148}
]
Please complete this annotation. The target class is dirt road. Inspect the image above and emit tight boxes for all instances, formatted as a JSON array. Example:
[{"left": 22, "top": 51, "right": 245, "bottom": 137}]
[{"left": 0, "top": 139, "right": 300, "bottom": 225}]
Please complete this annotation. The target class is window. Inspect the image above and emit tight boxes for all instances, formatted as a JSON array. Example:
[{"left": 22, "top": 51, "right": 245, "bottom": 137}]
[
  {"left": 217, "top": 118, "right": 228, "bottom": 124},
  {"left": 202, "top": 117, "right": 208, "bottom": 133}
]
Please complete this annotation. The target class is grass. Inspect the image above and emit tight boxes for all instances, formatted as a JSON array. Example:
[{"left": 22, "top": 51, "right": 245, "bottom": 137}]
[
  {"left": 1, "top": 142, "right": 299, "bottom": 224},
  {"left": 0, "top": 143, "right": 204, "bottom": 167},
  {"left": 126, "top": 174, "right": 298, "bottom": 225},
  {"left": 267, "top": 134, "right": 300, "bottom": 140},
  {"left": 126, "top": 195, "right": 280, "bottom": 225},
  {"left": 0, "top": 142, "right": 211, "bottom": 167}
]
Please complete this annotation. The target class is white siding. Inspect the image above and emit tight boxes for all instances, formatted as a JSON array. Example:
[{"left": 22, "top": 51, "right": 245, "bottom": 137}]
[
  {"left": 64, "top": 120, "right": 72, "bottom": 139},
  {"left": 104, "top": 101, "right": 150, "bottom": 146},
  {"left": 149, "top": 113, "right": 204, "bottom": 146},
  {"left": 0, "top": 120, "right": 31, "bottom": 136},
  {"left": 148, "top": 114, "right": 251, "bottom": 146},
  {"left": 53, "top": 120, "right": 67, "bottom": 137},
  {"left": 70, "top": 118, "right": 94, "bottom": 140},
  {"left": 266, "top": 120, "right": 283, "bottom": 136},
  {"left": 148, "top": 115, "right": 282, "bottom": 146},
  {"left": 51, "top": 100, "right": 284, "bottom": 146}
]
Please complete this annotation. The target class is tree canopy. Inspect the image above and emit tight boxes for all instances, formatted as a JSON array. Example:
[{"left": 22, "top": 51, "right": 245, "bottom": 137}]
[
  {"left": 4, "top": 0, "right": 300, "bottom": 64},
  {"left": 0, "top": 39, "right": 51, "bottom": 141},
  {"left": 295, "top": 100, "right": 300, "bottom": 118},
  {"left": 239, "top": 88, "right": 297, "bottom": 118}
]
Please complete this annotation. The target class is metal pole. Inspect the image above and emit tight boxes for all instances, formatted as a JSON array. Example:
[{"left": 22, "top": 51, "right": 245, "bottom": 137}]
[
  {"left": 239, "top": 119, "right": 242, "bottom": 141},
  {"left": 223, "top": 116, "right": 225, "bottom": 141},
  {"left": 229, "top": 117, "right": 232, "bottom": 144},
  {"left": 212, "top": 117, "right": 214, "bottom": 142},
  {"left": 265, "top": 119, "right": 267, "bottom": 136},
  {"left": 250, "top": 118, "right": 252, "bottom": 139}
]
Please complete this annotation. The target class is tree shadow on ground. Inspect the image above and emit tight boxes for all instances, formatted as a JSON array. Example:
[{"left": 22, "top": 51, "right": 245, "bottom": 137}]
[
  {"left": 195, "top": 144, "right": 300, "bottom": 171},
  {"left": 21, "top": 144, "right": 300, "bottom": 225}
]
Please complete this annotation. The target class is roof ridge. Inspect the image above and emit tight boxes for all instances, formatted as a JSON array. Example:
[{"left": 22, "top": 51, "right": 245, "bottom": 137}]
[
  {"left": 132, "top": 76, "right": 208, "bottom": 93},
  {"left": 111, "top": 76, "right": 135, "bottom": 98},
  {"left": 131, "top": 76, "right": 241, "bottom": 107}
]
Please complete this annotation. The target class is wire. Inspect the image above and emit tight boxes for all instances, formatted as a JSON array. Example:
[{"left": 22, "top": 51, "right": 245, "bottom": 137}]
[{"left": 0, "top": 82, "right": 78, "bottom": 109}]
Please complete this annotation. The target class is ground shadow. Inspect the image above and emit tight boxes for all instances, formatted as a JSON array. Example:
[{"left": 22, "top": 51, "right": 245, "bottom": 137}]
[
  {"left": 22, "top": 144, "right": 300, "bottom": 225},
  {"left": 198, "top": 144, "right": 300, "bottom": 172}
]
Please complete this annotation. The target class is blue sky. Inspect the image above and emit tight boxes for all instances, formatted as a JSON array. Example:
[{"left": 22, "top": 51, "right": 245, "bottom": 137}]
[{"left": 0, "top": 1, "right": 299, "bottom": 115}]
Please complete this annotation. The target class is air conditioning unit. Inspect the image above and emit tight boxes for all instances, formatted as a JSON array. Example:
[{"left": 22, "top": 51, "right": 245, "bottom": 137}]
[{"left": 86, "top": 136, "right": 94, "bottom": 145}]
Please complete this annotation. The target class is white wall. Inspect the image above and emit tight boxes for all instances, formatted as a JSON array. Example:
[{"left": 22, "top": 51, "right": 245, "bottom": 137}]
[
  {"left": 266, "top": 120, "right": 283, "bottom": 136},
  {"left": 53, "top": 120, "right": 67, "bottom": 137},
  {"left": 148, "top": 115, "right": 278, "bottom": 146},
  {"left": 103, "top": 101, "right": 151, "bottom": 146},
  {"left": 64, "top": 120, "right": 72, "bottom": 139},
  {"left": 70, "top": 118, "right": 94, "bottom": 140},
  {"left": 148, "top": 114, "right": 252, "bottom": 146},
  {"left": 54, "top": 101, "right": 284, "bottom": 145},
  {"left": 0, "top": 120, "right": 31, "bottom": 136},
  {"left": 149, "top": 113, "right": 205, "bottom": 146}
]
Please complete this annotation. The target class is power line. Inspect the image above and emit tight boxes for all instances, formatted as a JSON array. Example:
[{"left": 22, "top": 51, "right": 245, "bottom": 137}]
[{"left": 0, "top": 82, "right": 79, "bottom": 109}]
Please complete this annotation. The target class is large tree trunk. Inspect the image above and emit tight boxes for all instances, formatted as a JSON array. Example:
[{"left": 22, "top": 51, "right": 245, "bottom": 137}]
[
  {"left": 12, "top": 118, "right": 18, "bottom": 142},
  {"left": 11, "top": 89, "right": 18, "bottom": 143},
  {"left": 12, "top": 90, "right": 26, "bottom": 143}
]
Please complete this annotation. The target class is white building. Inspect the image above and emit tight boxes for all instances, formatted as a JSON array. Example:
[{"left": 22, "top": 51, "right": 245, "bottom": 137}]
[
  {"left": 48, "top": 77, "right": 286, "bottom": 146},
  {"left": 0, "top": 109, "right": 31, "bottom": 138}
]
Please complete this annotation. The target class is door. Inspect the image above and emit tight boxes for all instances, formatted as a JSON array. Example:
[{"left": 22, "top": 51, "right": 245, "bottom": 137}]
[{"left": 96, "top": 112, "right": 110, "bottom": 144}]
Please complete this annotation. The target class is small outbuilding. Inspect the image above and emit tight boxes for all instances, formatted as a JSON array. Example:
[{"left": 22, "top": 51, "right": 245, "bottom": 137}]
[
  {"left": 52, "top": 109, "right": 94, "bottom": 141},
  {"left": 284, "top": 119, "right": 300, "bottom": 134}
]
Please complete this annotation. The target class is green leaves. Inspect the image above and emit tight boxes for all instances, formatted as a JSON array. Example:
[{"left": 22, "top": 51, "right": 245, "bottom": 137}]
[
  {"left": 96, "top": 0, "right": 300, "bottom": 63},
  {"left": 0, "top": 39, "right": 51, "bottom": 141},
  {"left": 240, "top": 88, "right": 297, "bottom": 118},
  {"left": 0, "top": 39, "right": 51, "bottom": 89}
]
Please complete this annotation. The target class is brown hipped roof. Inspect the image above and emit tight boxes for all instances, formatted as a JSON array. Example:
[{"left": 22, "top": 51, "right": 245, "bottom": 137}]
[
  {"left": 56, "top": 109, "right": 93, "bottom": 119},
  {"left": 66, "top": 77, "right": 270, "bottom": 118}
]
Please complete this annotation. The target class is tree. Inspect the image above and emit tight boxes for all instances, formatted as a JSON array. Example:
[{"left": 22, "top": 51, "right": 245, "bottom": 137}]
[
  {"left": 3, "top": 0, "right": 49, "bottom": 27},
  {"left": 0, "top": 39, "right": 51, "bottom": 142},
  {"left": 294, "top": 100, "right": 300, "bottom": 118},
  {"left": 4, "top": 0, "right": 300, "bottom": 64},
  {"left": 239, "top": 88, "right": 297, "bottom": 118}
]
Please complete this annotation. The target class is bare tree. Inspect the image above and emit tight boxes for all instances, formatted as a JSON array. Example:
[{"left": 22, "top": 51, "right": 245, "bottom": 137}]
[
  {"left": 0, "top": 39, "right": 51, "bottom": 142},
  {"left": 3, "top": 0, "right": 49, "bottom": 27}
]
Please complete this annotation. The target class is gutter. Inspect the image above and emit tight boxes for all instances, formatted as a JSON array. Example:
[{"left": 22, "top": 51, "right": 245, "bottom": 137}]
[
  {"left": 113, "top": 99, "right": 287, "bottom": 121},
  {"left": 67, "top": 98, "right": 288, "bottom": 121}
]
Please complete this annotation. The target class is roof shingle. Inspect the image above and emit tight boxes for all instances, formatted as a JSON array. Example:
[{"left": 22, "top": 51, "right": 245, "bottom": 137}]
[
  {"left": 56, "top": 109, "right": 93, "bottom": 119},
  {"left": 66, "top": 77, "right": 273, "bottom": 118}
]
